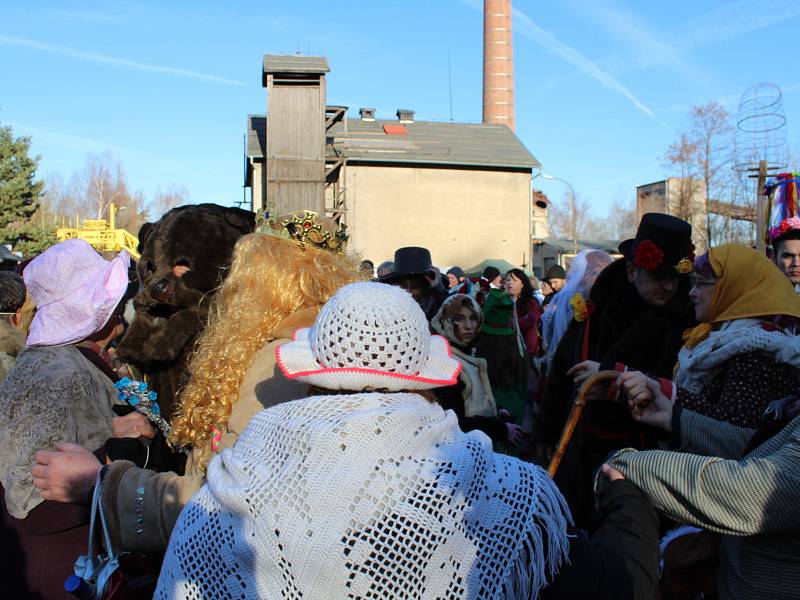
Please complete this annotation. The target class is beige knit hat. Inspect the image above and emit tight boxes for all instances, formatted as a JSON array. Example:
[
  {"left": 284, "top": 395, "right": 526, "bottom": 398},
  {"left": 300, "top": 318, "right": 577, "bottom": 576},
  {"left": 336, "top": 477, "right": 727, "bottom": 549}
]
[{"left": 276, "top": 282, "right": 461, "bottom": 391}]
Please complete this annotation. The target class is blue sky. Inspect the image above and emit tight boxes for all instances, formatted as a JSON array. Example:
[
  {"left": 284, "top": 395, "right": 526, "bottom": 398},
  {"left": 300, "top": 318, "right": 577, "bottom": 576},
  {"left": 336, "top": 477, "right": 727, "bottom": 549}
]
[{"left": 2, "top": 0, "right": 800, "bottom": 217}]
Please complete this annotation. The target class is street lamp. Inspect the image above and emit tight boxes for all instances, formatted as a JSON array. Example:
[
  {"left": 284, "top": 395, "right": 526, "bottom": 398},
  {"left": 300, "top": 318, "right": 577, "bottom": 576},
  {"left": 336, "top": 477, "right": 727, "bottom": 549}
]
[{"left": 542, "top": 174, "right": 578, "bottom": 255}]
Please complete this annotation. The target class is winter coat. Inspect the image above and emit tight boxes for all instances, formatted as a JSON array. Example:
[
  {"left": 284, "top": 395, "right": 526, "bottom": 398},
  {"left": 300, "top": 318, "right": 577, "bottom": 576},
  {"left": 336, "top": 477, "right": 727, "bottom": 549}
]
[
  {"left": 515, "top": 297, "right": 542, "bottom": 356},
  {"left": 434, "top": 346, "right": 507, "bottom": 443},
  {"left": 607, "top": 406, "right": 800, "bottom": 600},
  {"left": 537, "top": 258, "right": 695, "bottom": 527},
  {"left": 101, "top": 308, "right": 315, "bottom": 553},
  {"left": 541, "top": 479, "right": 660, "bottom": 599},
  {"left": 0, "top": 345, "right": 119, "bottom": 599}
]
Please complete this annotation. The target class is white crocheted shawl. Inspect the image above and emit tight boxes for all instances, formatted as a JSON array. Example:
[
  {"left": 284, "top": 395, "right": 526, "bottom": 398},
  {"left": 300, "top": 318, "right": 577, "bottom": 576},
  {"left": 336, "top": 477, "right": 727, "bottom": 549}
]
[
  {"left": 675, "top": 318, "right": 800, "bottom": 394},
  {"left": 156, "top": 393, "right": 571, "bottom": 599}
]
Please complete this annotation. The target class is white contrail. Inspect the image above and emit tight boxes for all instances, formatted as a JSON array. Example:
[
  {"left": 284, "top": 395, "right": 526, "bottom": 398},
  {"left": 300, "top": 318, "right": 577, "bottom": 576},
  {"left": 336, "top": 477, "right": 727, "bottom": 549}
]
[
  {"left": 511, "top": 8, "right": 654, "bottom": 118},
  {"left": 7, "top": 121, "right": 130, "bottom": 154},
  {"left": 676, "top": 0, "right": 800, "bottom": 50},
  {"left": 585, "top": 0, "right": 800, "bottom": 76},
  {"left": 0, "top": 33, "right": 247, "bottom": 86},
  {"left": 459, "top": 0, "right": 654, "bottom": 118}
]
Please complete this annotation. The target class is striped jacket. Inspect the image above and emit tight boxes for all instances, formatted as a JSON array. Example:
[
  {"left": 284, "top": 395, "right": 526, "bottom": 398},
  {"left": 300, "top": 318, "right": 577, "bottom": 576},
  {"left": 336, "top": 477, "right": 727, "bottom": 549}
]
[{"left": 607, "top": 408, "right": 800, "bottom": 600}]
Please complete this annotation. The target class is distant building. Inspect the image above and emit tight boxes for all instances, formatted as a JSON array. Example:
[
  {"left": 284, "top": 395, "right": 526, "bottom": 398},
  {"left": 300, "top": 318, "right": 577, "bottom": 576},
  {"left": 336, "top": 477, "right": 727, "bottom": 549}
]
[
  {"left": 636, "top": 178, "right": 709, "bottom": 253},
  {"left": 531, "top": 238, "right": 623, "bottom": 280},
  {"left": 531, "top": 189, "right": 550, "bottom": 239},
  {"left": 245, "top": 54, "right": 545, "bottom": 270}
]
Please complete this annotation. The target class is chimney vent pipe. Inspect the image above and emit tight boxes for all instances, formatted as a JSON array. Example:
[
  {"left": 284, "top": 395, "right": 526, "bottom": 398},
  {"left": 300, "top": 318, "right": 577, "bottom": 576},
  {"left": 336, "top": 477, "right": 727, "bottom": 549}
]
[{"left": 396, "top": 108, "right": 415, "bottom": 123}]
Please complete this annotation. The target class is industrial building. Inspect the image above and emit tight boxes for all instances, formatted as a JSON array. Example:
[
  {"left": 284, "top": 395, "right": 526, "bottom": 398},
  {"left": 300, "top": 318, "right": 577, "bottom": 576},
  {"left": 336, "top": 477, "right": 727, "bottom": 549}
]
[
  {"left": 636, "top": 178, "right": 710, "bottom": 253},
  {"left": 245, "top": 65, "right": 543, "bottom": 267},
  {"left": 244, "top": 1, "right": 550, "bottom": 269}
]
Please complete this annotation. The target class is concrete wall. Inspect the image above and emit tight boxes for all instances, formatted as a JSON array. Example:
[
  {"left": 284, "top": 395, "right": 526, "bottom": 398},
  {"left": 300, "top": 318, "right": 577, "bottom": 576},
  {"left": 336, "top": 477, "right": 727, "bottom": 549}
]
[
  {"left": 340, "top": 164, "right": 532, "bottom": 269},
  {"left": 251, "top": 161, "right": 265, "bottom": 212},
  {"left": 666, "top": 177, "right": 709, "bottom": 254},
  {"left": 636, "top": 178, "right": 709, "bottom": 254}
]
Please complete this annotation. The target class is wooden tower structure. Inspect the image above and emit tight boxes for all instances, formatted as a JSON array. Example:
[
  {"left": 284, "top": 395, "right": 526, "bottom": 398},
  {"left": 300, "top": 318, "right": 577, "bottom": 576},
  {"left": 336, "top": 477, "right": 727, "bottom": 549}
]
[{"left": 263, "top": 55, "right": 329, "bottom": 214}]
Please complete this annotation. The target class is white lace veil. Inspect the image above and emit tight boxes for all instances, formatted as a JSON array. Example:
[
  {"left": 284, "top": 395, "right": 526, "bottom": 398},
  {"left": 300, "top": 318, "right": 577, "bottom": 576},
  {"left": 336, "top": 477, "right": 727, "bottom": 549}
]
[{"left": 541, "top": 249, "right": 613, "bottom": 370}]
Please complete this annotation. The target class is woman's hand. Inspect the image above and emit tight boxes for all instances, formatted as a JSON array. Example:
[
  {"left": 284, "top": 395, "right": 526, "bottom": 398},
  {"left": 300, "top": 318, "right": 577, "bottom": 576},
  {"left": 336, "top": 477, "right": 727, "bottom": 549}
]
[
  {"left": 601, "top": 463, "right": 625, "bottom": 481},
  {"left": 113, "top": 412, "right": 156, "bottom": 439},
  {"left": 505, "top": 423, "right": 524, "bottom": 446},
  {"left": 619, "top": 372, "right": 674, "bottom": 431},
  {"left": 32, "top": 443, "right": 102, "bottom": 503},
  {"left": 567, "top": 360, "right": 600, "bottom": 386}
]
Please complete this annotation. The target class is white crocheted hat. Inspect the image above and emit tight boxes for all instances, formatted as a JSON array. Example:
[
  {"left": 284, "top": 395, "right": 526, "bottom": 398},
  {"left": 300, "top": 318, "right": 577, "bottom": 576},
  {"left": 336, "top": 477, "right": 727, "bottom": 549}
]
[{"left": 276, "top": 282, "right": 461, "bottom": 391}]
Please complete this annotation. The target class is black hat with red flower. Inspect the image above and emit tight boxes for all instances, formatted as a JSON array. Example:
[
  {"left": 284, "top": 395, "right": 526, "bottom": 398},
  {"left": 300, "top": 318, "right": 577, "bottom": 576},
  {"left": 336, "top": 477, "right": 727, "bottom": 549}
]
[{"left": 619, "top": 213, "right": 695, "bottom": 276}]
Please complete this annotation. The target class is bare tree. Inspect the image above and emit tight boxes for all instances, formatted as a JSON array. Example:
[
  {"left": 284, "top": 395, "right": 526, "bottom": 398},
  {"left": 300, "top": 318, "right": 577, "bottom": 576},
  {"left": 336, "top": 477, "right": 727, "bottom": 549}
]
[
  {"left": 548, "top": 190, "right": 592, "bottom": 241},
  {"left": 31, "top": 153, "right": 186, "bottom": 240},
  {"left": 663, "top": 102, "right": 739, "bottom": 245},
  {"left": 64, "top": 153, "right": 149, "bottom": 233},
  {"left": 604, "top": 196, "right": 637, "bottom": 240},
  {"left": 151, "top": 185, "right": 188, "bottom": 221}
]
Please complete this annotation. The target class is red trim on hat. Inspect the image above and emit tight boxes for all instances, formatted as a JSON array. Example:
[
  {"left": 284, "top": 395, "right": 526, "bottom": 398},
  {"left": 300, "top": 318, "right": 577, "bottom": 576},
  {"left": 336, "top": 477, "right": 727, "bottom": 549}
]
[{"left": 275, "top": 333, "right": 461, "bottom": 387}]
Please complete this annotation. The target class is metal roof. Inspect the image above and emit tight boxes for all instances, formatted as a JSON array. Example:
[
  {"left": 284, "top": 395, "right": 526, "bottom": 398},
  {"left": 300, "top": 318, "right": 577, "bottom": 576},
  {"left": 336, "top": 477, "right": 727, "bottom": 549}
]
[
  {"left": 539, "top": 238, "right": 625, "bottom": 254},
  {"left": 247, "top": 115, "right": 266, "bottom": 159},
  {"left": 262, "top": 55, "right": 330, "bottom": 75},
  {"left": 329, "top": 118, "right": 540, "bottom": 170},
  {"left": 246, "top": 113, "right": 540, "bottom": 171}
]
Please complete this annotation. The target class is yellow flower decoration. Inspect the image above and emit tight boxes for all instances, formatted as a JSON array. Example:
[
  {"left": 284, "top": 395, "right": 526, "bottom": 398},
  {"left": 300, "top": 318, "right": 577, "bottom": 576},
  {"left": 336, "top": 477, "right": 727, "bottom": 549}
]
[
  {"left": 570, "top": 293, "right": 588, "bottom": 322},
  {"left": 675, "top": 259, "right": 693, "bottom": 274}
]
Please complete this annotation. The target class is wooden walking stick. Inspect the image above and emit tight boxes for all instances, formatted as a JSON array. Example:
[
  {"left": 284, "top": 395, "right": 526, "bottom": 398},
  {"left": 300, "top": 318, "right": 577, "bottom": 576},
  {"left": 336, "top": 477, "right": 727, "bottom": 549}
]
[{"left": 547, "top": 370, "right": 619, "bottom": 478}]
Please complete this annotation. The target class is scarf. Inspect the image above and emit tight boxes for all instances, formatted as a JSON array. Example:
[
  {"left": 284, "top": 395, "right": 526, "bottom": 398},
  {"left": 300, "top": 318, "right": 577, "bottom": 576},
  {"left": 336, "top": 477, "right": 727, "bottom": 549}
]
[
  {"left": 431, "top": 294, "right": 483, "bottom": 344},
  {"left": 675, "top": 318, "right": 800, "bottom": 394},
  {"left": 156, "top": 393, "right": 571, "bottom": 599},
  {"left": 683, "top": 244, "right": 800, "bottom": 349}
]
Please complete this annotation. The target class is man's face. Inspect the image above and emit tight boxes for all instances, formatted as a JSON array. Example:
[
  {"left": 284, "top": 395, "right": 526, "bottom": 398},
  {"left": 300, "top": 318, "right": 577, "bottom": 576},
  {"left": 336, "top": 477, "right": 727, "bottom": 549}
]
[
  {"left": 396, "top": 277, "right": 427, "bottom": 301},
  {"left": 626, "top": 262, "right": 679, "bottom": 307},
  {"left": 774, "top": 239, "right": 800, "bottom": 285},
  {"left": 447, "top": 273, "right": 460, "bottom": 289},
  {"left": 547, "top": 277, "right": 565, "bottom": 292}
]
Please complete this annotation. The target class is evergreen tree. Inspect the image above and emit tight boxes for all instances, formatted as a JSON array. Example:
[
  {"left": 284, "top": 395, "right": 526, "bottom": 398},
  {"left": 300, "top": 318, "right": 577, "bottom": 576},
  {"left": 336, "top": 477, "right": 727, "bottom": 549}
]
[{"left": 0, "top": 122, "right": 51, "bottom": 255}]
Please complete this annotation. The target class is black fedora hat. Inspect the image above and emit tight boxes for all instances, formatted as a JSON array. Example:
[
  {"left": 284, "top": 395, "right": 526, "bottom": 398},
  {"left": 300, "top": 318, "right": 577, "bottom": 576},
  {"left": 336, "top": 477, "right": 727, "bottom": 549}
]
[
  {"left": 619, "top": 213, "right": 694, "bottom": 275},
  {"left": 380, "top": 247, "right": 433, "bottom": 283}
]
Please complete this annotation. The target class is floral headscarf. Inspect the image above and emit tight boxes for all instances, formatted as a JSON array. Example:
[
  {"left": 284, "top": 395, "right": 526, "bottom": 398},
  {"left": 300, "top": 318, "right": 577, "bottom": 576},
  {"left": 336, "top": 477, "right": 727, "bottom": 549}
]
[{"left": 431, "top": 294, "right": 483, "bottom": 349}]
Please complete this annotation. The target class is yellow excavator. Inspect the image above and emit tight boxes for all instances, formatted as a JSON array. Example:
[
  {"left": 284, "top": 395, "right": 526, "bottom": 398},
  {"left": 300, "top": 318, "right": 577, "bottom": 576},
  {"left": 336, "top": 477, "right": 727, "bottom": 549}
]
[{"left": 56, "top": 203, "right": 140, "bottom": 259}]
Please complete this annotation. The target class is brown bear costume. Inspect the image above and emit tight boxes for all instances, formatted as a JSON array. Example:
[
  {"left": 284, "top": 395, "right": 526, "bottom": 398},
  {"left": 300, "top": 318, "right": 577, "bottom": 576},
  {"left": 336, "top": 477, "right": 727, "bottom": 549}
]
[{"left": 116, "top": 204, "right": 255, "bottom": 422}]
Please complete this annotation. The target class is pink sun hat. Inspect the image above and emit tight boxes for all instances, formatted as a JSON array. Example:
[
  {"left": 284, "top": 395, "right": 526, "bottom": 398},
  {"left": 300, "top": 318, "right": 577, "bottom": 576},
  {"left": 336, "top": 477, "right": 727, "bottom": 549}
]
[
  {"left": 24, "top": 239, "right": 131, "bottom": 347},
  {"left": 276, "top": 282, "right": 461, "bottom": 391}
]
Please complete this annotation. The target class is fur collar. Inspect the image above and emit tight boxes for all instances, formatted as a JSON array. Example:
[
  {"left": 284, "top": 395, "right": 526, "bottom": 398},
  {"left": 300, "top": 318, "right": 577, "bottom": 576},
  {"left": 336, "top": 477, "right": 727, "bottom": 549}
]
[{"left": 588, "top": 259, "right": 695, "bottom": 376}]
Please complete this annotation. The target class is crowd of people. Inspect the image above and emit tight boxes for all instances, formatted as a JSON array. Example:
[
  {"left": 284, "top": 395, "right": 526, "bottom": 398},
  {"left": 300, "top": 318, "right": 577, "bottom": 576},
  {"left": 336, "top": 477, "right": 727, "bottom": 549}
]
[{"left": 0, "top": 192, "right": 799, "bottom": 599}]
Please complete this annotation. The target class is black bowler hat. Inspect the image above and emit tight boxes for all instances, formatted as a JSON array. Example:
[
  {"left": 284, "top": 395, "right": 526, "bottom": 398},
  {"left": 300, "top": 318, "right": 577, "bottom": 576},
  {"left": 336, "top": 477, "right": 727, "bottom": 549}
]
[
  {"left": 619, "top": 213, "right": 694, "bottom": 276},
  {"left": 379, "top": 247, "right": 433, "bottom": 283}
]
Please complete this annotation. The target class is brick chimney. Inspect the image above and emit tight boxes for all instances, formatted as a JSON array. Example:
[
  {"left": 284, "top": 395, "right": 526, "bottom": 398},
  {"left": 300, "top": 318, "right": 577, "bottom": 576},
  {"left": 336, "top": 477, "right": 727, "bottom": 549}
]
[{"left": 483, "top": 0, "right": 515, "bottom": 131}]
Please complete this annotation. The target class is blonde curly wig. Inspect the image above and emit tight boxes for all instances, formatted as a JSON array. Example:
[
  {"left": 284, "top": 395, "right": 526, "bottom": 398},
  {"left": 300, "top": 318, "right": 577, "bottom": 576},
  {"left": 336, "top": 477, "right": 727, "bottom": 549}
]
[
  {"left": 17, "top": 292, "right": 36, "bottom": 338},
  {"left": 170, "top": 233, "right": 359, "bottom": 468}
]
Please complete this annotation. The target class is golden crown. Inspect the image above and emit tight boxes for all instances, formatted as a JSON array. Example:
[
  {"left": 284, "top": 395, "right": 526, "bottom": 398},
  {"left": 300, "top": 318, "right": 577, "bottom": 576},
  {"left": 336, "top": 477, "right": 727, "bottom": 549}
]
[{"left": 255, "top": 208, "right": 348, "bottom": 254}]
